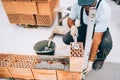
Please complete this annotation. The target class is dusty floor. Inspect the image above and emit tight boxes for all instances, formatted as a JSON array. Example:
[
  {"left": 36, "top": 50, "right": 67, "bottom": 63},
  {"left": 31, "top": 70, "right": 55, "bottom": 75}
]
[{"left": 0, "top": 0, "right": 120, "bottom": 80}]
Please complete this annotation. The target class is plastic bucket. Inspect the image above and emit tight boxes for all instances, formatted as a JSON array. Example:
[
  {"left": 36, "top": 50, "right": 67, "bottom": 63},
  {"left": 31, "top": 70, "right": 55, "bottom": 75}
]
[{"left": 33, "top": 40, "right": 56, "bottom": 55}]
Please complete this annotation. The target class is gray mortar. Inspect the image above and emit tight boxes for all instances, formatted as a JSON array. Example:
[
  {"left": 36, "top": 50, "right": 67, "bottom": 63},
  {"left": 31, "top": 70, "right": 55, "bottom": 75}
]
[
  {"left": 64, "top": 64, "right": 70, "bottom": 71},
  {"left": 50, "top": 62, "right": 65, "bottom": 70},
  {"left": 38, "top": 56, "right": 54, "bottom": 61},
  {"left": 35, "top": 61, "right": 51, "bottom": 69},
  {"left": 34, "top": 56, "right": 69, "bottom": 70}
]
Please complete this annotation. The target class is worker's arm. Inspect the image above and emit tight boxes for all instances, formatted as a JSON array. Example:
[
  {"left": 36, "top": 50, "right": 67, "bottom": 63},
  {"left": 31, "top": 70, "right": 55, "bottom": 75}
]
[
  {"left": 83, "top": 32, "right": 103, "bottom": 75},
  {"left": 68, "top": 18, "right": 78, "bottom": 38},
  {"left": 89, "top": 32, "right": 104, "bottom": 62},
  {"left": 68, "top": 17, "right": 75, "bottom": 28}
]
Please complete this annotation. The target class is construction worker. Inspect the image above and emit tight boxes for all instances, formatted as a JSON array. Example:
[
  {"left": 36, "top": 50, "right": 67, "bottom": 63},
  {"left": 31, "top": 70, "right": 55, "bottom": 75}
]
[{"left": 63, "top": 0, "right": 113, "bottom": 75}]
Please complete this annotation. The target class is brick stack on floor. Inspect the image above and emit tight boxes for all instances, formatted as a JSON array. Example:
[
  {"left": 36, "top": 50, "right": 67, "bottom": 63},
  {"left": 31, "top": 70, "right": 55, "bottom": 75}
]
[{"left": 1, "top": 0, "right": 59, "bottom": 27}]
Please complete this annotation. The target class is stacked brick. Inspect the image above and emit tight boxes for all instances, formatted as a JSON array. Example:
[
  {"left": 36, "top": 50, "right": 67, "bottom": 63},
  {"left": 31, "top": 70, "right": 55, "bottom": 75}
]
[
  {"left": 0, "top": 52, "right": 83, "bottom": 80},
  {"left": 1, "top": 0, "right": 59, "bottom": 26}
]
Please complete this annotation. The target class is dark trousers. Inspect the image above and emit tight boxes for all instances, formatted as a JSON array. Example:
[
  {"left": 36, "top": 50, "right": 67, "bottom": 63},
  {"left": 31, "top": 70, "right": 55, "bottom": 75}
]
[{"left": 63, "top": 26, "right": 113, "bottom": 60}]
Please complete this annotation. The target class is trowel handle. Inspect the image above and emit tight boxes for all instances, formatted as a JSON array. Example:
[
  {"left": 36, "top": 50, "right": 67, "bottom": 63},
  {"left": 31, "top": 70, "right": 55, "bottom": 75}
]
[
  {"left": 74, "top": 29, "right": 78, "bottom": 43},
  {"left": 48, "top": 39, "right": 52, "bottom": 47},
  {"left": 48, "top": 34, "right": 55, "bottom": 47},
  {"left": 49, "top": 34, "right": 55, "bottom": 40},
  {"left": 74, "top": 35, "right": 77, "bottom": 43}
]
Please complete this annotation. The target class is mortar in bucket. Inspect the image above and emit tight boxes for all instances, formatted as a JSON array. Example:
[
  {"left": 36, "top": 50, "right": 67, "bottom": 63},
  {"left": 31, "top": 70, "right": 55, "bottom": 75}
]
[{"left": 33, "top": 34, "right": 56, "bottom": 55}]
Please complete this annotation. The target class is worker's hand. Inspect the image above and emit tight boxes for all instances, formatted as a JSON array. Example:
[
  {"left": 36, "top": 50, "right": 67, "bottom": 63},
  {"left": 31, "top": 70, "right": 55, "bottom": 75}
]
[
  {"left": 70, "top": 26, "right": 78, "bottom": 39},
  {"left": 82, "top": 61, "right": 93, "bottom": 75}
]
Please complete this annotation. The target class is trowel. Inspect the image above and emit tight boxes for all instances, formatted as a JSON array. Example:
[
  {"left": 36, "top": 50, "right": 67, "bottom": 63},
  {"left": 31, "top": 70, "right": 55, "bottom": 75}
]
[
  {"left": 44, "top": 34, "right": 55, "bottom": 51},
  {"left": 72, "top": 29, "right": 79, "bottom": 49}
]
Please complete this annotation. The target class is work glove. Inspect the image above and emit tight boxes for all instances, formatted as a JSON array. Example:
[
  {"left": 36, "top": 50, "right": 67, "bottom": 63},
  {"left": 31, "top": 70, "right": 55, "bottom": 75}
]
[
  {"left": 70, "top": 26, "right": 78, "bottom": 40},
  {"left": 82, "top": 61, "right": 93, "bottom": 75}
]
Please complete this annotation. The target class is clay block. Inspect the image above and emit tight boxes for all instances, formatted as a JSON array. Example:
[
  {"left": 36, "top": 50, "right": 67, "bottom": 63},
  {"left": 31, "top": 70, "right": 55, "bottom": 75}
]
[
  {"left": 12, "top": 1, "right": 24, "bottom": 14},
  {"left": 57, "top": 70, "right": 82, "bottom": 80},
  {"left": 23, "top": 2, "right": 37, "bottom": 14},
  {"left": 32, "top": 0, "right": 48, "bottom": 2},
  {"left": 36, "top": 0, "right": 59, "bottom": 15},
  {"left": 1, "top": 0, "right": 14, "bottom": 1},
  {"left": 16, "top": 0, "right": 31, "bottom": 1},
  {"left": 37, "top": 1, "right": 51, "bottom": 15},
  {"left": 0, "top": 54, "right": 12, "bottom": 67},
  {"left": 2, "top": 0, "right": 59, "bottom": 26},
  {"left": 2, "top": 1, "right": 37, "bottom": 14},
  {"left": 53, "top": 0, "right": 59, "bottom": 9},
  {"left": 9, "top": 68, "right": 34, "bottom": 79},
  {"left": 7, "top": 14, "right": 20, "bottom": 24},
  {"left": 1, "top": 1, "right": 15, "bottom": 14},
  {"left": 70, "top": 57, "right": 84, "bottom": 72},
  {"left": 70, "top": 42, "right": 84, "bottom": 57},
  {"left": 70, "top": 42, "right": 84, "bottom": 72},
  {"left": 0, "top": 67, "right": 12, "bottom": 78},
  {"left": 7, "top": 14, "right": 36, "bottom": 25},
  {"left": 32, "top": 69, "right": 57, "bottom": 80},
  {"left": 12, "top": 1, "right": 37, "bottom": 14},
  {"left": 8, "top": 55, "right": 35, "bottom": 79},
  {"left": 18, "top": 14, "right": 36, "bottom": 25},
  {"left": 36, "top": 14, "right": 54, "bottom": 26},
  {"left": 0, "top": 54, "right": 13, "bottom": 78},
  {"left": 10, "top": 55, "right": 35, "bottom": 68}
]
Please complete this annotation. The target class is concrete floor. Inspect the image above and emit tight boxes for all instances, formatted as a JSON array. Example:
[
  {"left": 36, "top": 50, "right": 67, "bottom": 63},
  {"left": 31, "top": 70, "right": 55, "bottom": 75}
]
[
  {"left": 86, "top": 62, "right": 120, "bottom": 80},
  {"left": 0, "top": 0, "right": 120, "bottom": 80}
]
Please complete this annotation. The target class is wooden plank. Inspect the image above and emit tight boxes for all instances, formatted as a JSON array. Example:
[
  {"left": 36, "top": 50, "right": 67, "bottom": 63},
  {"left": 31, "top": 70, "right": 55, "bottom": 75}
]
[{"left": 57, "top": 70, "right": 82, "bottom": 80}]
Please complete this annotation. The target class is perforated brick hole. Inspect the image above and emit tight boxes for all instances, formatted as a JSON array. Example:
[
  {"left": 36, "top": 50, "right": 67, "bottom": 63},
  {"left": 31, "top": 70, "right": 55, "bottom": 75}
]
[
  {"left": 0, "top": 54, "right": 12, "bottom": 67},
  {"left": 36, "top": 15, "right": 52, "bottom": 26},
  {"left": 11, "top": 55, "right": 35, "bottom": 68},
  {"left": 70, "top": 42, "right": 84, "bottom": 57}
]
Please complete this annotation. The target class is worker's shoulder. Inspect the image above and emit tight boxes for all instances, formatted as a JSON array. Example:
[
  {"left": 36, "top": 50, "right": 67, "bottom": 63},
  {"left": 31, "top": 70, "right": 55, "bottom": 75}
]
[
  {"left": 100, "top": 0, "right": 111, "bottom": 9},
  {"left": 98, "top": 0, "right": 111, "bottom": 13}
]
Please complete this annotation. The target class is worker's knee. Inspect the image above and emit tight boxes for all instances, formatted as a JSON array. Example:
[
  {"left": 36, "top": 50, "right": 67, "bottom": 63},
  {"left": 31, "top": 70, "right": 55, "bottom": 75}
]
[
  {"left": 63, "top": 37, "right": 70, "bottom": 45},
  {"left": 63, "top": 32, "right": 74, "bottom": 45},
  {"left": 104, "top": 41, "right": 112, "bottom": 54},
  {"left": 99, "top": 28, "right": 113, "bottom": 54},
  {"left": 99, "top": 38, "right": 113, "bottom": 56}
]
